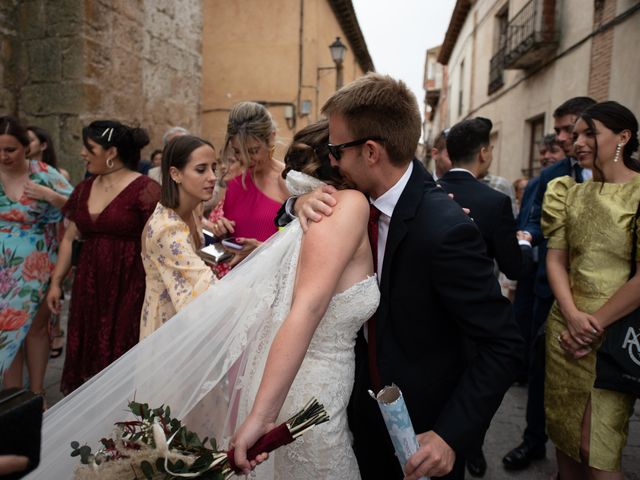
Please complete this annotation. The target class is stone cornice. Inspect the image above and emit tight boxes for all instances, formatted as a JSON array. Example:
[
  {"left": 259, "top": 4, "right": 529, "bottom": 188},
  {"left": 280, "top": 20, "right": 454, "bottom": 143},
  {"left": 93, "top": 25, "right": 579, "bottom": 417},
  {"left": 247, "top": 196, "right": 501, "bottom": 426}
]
[{"left": 328, "top": 0, "right": 375, "bottom": 72}]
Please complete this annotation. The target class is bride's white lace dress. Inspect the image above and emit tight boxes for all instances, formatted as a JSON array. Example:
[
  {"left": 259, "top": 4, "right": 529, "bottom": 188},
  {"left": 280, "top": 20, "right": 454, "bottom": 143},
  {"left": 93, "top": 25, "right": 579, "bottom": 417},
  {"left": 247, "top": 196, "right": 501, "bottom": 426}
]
[
  {"left": 29, "top": 172, "right": 379, "bottom": 480},
  {"left": 243, "top": 273, "right": 379, "bottom": 480}
]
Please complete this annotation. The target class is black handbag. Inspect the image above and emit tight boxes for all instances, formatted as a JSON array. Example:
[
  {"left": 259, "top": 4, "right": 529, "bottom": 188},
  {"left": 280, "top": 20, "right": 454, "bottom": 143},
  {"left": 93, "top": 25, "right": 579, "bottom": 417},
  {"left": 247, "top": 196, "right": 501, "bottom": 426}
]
[
  {"left": 594, "top": 202, "right": 640, "bottom": 397},
  {"left": 0, "top": 389, "right": 43, "bottom": 479}
]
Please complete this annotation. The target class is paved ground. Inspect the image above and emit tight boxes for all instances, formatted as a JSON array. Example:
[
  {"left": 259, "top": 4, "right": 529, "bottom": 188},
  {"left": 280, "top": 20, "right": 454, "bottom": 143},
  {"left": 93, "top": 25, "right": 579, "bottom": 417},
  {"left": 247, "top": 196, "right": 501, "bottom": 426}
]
[{"left": 41, "top": 302, "right": 640, "bottom": 479}]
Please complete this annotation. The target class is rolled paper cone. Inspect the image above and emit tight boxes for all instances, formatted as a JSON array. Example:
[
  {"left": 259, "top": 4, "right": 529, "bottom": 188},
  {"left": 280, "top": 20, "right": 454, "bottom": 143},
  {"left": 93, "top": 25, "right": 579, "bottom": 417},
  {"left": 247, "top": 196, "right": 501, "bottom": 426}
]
[{"left": 369, "top": 384, "right": 429, "bottom": 480}]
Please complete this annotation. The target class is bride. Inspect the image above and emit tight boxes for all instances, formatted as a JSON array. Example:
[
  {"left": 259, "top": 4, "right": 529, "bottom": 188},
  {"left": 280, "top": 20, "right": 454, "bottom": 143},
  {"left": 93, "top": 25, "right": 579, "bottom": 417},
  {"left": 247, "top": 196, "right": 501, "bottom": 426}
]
[{"left": 30, "top": 120, "right": 379, "bottom": 480}]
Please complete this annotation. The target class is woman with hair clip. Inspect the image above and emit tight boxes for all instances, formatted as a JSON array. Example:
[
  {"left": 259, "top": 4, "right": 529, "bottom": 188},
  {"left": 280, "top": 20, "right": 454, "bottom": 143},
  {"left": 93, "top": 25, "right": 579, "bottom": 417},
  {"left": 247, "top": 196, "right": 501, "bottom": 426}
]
[
  {"left": 0, "top": 116, "right": 72, "bottom": 399},
  {"left": 543, "top": 101, "right": 640, "bottom": 479},
  {"left": 140, "top": 135, "right": 217, "bottom": 339},
  {"left": 46, "top": 120, "right": 160, "bottom": 395},
  {"left": 208, "top": 102, "right": 289, "bottom": 269}
]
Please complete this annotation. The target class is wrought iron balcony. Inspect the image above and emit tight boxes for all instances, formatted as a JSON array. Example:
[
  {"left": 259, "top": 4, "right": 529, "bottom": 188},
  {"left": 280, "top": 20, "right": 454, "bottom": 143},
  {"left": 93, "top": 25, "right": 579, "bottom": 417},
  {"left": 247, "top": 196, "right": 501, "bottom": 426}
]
[
  {"left": 488, "top": 46, "right": 505, "bottom": 94},
  {"left": 503, "top": 0, "right": 559, "bottom": 69}
]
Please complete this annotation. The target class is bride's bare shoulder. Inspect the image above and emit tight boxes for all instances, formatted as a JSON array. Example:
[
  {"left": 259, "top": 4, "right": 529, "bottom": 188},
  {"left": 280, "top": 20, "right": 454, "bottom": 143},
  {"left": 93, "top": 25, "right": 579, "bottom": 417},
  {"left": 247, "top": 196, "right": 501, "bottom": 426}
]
[{"left": 332, "top": 189, "right": 369, "bottom": 217}]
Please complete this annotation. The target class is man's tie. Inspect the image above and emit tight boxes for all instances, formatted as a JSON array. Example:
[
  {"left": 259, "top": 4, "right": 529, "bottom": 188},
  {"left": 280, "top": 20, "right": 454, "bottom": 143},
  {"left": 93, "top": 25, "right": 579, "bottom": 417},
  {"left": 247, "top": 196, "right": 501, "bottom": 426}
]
[
  {"left": 367, "top": 204, "right": 382, "bottom": 392},
  {"left": 573, "top": 162, "right": 584, "bottom": 183}
]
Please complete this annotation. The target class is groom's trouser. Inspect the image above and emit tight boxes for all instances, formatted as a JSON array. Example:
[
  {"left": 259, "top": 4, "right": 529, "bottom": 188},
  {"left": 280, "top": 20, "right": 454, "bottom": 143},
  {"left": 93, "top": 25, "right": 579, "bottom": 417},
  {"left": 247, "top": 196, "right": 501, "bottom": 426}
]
[{"left": 348, "top": 347, "right": 465, "bottom": 479}]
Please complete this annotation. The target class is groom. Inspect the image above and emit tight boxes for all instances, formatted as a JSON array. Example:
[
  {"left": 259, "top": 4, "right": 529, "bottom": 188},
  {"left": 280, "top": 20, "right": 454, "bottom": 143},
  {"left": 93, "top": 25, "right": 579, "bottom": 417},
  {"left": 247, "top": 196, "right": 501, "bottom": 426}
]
[{"left": 301, "top": 73, "right": 523, "bottom": 479}]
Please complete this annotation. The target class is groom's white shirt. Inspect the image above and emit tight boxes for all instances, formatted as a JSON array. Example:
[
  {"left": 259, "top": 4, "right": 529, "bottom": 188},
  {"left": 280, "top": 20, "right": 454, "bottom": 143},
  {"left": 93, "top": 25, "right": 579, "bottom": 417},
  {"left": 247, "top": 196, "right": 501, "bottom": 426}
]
[{"left": 369, "top": 161, "right": 413, "bottom": 279}]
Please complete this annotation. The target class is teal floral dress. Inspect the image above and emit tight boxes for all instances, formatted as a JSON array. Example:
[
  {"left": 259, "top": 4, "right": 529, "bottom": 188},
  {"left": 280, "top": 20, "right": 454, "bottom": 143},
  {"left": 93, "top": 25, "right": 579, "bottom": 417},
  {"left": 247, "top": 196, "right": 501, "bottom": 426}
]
[{"left": 0, "top": 160, "right": 73, "bottom": 375}]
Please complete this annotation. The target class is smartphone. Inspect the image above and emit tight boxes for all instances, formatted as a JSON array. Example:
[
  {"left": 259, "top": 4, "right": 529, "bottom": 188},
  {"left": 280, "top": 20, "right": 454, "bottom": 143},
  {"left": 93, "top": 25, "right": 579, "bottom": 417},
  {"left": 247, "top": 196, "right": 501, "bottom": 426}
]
[
  {"left": 221, "top": 238, "right": 244, "bottom": 250},
  {"left": 202, "top": 229, "right": 217, "bottom": 247}
]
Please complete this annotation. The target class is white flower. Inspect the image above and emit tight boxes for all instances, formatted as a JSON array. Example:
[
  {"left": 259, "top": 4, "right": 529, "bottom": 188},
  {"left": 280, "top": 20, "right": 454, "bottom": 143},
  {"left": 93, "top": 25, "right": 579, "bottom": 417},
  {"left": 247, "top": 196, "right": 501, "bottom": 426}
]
[{"left": 152, "top": 421, "right": 169, "bottom": 456}]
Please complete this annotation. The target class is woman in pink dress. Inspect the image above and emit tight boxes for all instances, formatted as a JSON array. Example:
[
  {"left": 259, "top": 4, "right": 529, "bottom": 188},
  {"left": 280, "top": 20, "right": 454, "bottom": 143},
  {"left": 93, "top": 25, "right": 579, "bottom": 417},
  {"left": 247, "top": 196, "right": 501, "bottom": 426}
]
[{"left": 208, "top": 102, "right": 289, "bottom": 269}]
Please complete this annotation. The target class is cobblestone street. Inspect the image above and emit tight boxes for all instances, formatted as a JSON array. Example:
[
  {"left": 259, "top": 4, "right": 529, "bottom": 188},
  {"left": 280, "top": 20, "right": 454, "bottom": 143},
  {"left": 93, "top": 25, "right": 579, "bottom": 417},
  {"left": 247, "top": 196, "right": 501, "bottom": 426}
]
[{"left": 43, "top": 300, "right": 640, "bottom": 479}]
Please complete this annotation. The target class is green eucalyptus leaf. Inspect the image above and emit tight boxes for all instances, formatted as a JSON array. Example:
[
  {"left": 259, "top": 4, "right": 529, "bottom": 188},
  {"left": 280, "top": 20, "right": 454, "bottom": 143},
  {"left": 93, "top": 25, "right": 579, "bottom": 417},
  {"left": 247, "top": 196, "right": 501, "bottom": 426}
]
[
  {"left": 155, "top": 457, "right": 166, "bottom": 473},
  {"left": 140, "top": 460, "right": 154, "bottom": 479}
]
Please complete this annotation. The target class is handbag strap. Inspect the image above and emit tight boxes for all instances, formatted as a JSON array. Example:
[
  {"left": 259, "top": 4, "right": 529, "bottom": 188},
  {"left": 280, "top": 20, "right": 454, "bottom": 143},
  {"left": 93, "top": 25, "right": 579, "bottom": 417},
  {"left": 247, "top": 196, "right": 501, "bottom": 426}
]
[{"left": 630, "top": 201, "right": 640, "bottom": 279}]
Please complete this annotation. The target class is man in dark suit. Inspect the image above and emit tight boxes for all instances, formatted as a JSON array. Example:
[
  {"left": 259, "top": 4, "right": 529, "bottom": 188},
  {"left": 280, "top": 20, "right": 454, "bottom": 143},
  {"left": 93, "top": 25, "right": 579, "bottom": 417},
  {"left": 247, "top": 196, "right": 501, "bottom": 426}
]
[
  {"left": 502, "top": 96, "right": 596, "bottom": 471},
  {"left": 437, "top": 117, "right": 531, "bottom": 477},
  {"left": 317, "top": 73, "right": 523, "bottom": 480},
  {"left": 438, "top": 117, "right": 529, "bottom": 283}
]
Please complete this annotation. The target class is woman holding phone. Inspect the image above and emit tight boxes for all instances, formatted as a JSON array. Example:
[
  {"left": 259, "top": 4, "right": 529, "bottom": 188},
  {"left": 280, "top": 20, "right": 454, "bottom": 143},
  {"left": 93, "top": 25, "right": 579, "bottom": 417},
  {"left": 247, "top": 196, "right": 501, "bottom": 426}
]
[{"left": 139, "top": 135, "right": 218, "bottom": 339}]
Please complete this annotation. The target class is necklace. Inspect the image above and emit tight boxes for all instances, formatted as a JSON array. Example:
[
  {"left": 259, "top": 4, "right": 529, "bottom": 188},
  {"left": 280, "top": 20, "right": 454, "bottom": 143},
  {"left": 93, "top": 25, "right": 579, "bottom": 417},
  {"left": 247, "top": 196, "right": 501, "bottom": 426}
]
[
  {"left": 101, "top": 166, "right": 126, "bottom": 176},
  {"left": 98, "top": 168, "right": 128, "bottom": 193}
]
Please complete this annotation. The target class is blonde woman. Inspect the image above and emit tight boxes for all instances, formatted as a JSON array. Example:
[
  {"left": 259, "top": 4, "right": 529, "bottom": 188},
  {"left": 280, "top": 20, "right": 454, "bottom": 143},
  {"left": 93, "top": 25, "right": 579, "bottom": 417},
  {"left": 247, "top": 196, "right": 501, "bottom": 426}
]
[{"left": 208, "top": 102, "right": 289, "bottom": 266}]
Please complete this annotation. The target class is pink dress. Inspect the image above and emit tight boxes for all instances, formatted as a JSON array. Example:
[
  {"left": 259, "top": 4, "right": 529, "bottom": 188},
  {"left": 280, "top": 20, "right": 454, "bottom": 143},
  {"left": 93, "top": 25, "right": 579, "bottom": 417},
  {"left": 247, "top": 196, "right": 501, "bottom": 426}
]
[{"left": 223, "top": 171, "right": 281, "bottom": 241}]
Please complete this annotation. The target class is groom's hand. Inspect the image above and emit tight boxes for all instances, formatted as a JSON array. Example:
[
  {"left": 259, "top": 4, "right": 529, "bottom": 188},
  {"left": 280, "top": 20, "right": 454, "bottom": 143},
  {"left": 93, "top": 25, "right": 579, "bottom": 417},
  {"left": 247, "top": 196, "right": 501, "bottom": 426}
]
[
  {"left": 295, "top": 185, "right": 337, "bottom": 232},
  {"left": 404, "top": 431, "right": 455, "bottom": 479}
]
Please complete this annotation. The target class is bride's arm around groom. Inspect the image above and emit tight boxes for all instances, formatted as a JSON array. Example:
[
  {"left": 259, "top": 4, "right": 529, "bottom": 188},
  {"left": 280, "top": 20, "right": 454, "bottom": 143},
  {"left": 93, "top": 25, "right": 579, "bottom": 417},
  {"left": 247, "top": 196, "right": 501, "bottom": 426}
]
[{"left": 231, "top": 187, "right": 372, "bottom": 474}]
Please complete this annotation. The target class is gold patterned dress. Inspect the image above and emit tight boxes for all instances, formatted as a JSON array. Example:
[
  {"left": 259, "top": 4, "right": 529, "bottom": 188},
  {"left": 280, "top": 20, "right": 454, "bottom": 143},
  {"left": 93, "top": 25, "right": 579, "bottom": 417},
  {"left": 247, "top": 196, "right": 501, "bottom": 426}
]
[
  {"left": 140, "top": 203, "right": 215, "bottom": 339},
  {"left": 542, "top": 174, "right": 640, "bottom": 471}
]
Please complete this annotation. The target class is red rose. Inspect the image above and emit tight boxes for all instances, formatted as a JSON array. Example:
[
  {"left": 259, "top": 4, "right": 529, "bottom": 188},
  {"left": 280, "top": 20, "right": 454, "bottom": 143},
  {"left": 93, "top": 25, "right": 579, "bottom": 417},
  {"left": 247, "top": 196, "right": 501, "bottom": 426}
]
[
  {"left": 22, "top": 251, "right": 52, "bottom": 283},
  {"left": 0, "top": 308, "right": 29, "bottom": 331},
  {"left": 1, "top": 209, "right": 27, "bottom": 223}
]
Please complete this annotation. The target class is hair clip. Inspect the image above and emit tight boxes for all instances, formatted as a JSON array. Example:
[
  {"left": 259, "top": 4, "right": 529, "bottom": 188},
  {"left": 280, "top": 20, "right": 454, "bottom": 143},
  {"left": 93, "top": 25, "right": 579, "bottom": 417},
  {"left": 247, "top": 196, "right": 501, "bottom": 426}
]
[{"left": 100, "top": 127, "right": 114, "bottom": 142}]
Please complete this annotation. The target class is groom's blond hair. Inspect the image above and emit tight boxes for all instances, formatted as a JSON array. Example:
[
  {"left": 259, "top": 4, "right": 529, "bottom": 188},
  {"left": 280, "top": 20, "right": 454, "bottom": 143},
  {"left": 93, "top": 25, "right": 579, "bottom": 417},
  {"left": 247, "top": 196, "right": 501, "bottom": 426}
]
[{"left": 321, "top": 73, "right": 421, "bottom": 166}]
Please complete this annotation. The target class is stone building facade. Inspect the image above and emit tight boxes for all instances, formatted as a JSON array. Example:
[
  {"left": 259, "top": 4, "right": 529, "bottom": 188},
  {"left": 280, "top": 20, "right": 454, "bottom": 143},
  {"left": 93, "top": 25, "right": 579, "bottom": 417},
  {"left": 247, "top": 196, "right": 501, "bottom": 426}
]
[
  {"left": 426, "top": 0, "right": 640, "bottom": 181},
  {"left": 200, "top": 0, "right": 373, "bottom": 154},
  {"left": 1, "top": 0, "right": 203, "bottom": 181},
  {"left": 1, "top": 0, "right": 372, "bottom": 181}
]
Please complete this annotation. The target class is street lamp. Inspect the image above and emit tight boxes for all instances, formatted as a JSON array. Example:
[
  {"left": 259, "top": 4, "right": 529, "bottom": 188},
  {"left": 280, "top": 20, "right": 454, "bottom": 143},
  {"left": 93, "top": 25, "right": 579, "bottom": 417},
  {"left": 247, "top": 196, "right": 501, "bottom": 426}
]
[
  {"left": 329, "top": 37, "right": 347, "bottom": 89},
  {"left": 314, "top": 36, "right": 348, "bottom": 117}
]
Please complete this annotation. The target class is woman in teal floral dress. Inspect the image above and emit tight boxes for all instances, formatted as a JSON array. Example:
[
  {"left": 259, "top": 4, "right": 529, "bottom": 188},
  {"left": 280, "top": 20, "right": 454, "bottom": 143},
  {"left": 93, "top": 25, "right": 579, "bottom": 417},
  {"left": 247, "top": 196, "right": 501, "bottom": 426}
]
[{"left": 0, "top": 116, "right": 72, "bottom": 382}]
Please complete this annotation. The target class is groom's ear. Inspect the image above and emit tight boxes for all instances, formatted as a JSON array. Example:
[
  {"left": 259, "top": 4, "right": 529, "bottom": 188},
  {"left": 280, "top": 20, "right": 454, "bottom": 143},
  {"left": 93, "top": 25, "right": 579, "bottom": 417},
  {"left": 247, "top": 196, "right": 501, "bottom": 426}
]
[{"left": 363, "top": 139, "right": 383, "bottom": 166}]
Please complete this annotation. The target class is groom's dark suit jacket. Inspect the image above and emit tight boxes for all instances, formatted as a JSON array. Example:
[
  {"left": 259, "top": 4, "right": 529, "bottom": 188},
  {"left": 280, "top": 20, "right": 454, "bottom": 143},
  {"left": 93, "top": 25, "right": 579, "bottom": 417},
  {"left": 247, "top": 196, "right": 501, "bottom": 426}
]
[{"left": 348, "top": 161, "right": 523, "bottom": 480}]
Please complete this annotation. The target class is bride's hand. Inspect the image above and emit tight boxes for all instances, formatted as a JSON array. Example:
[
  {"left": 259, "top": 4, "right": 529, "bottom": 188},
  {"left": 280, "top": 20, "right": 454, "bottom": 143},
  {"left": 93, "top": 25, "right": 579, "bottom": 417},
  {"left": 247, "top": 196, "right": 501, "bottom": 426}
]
[{"left": 231, "top": 413, "right": 275, "bottom": 474}]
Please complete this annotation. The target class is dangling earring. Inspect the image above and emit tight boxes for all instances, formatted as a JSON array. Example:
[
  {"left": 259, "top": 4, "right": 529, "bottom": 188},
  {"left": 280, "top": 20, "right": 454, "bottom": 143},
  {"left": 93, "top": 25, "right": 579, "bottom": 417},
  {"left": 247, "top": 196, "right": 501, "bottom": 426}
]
[
  {"left": 614, "top": 143, "right": 623, "bottom": 162},
  {"left": 269, "top": 145, "right": 276, "bottom": 160},
  {"left": 106, "top": 157, "right": 115, "bottom": 168}
]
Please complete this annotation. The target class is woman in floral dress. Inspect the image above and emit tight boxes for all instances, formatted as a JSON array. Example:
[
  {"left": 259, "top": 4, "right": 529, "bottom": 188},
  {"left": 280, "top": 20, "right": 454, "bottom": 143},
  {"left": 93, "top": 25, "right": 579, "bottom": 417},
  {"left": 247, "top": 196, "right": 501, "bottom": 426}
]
[
  {"left": 140, "top": 135, "right": 217, "bottom": 338},
  {"left": 0, "top": 116, "right": 72, "bottom": 382}
]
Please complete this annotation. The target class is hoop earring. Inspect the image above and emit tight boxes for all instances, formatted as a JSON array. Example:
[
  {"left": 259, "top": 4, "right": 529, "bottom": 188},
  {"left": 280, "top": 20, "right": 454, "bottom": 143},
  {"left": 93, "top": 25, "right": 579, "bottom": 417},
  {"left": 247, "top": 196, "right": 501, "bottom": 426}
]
[
  {"left": 106, "top": 157, "right": 115, "bottom": 169},
  {"left": 614, "top": 143, "right": 623, "bottom": 162}
]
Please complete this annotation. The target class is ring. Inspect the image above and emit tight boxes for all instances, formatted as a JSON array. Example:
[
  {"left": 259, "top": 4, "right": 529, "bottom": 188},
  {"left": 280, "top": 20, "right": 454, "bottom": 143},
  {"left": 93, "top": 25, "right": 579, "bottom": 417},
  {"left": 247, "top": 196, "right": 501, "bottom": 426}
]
[{"left": 591, "top": 328, "right": 598, "bottom": 334}]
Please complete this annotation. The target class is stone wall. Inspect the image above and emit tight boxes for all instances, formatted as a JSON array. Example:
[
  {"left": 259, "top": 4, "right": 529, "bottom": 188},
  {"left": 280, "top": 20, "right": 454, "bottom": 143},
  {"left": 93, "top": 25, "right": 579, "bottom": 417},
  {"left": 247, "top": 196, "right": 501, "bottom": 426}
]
[
  {"left": 0, "top": 1, "right": 18, "bottom": 115},
  {"left": 1, "top": 0, "right": 203, "bottom": 182}
]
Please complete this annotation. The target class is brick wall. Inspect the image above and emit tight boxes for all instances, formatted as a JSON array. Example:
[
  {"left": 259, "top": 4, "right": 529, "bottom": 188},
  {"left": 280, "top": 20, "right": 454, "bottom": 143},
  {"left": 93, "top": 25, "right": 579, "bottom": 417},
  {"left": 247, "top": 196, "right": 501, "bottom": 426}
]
[
  {"left": 2, "top": 0, "right": 203, "bottom": 181},
  {"left": 588, "top": 0, "right": 616, "bottom": 101}
]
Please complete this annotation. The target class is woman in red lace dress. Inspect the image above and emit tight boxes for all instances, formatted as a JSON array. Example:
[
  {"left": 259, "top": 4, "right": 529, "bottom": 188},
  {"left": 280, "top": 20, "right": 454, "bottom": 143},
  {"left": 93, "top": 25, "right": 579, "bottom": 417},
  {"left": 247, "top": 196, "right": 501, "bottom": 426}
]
[{"left": 47, "top": 120, "right": 160, "bottom": 394}]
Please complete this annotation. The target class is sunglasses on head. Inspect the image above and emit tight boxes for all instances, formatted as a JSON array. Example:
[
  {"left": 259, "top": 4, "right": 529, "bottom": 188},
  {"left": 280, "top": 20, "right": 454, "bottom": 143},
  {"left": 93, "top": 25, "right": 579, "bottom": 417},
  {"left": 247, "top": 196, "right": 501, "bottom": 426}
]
[{"left": 327, "top": 137, "right": 384, "bottom": 161}]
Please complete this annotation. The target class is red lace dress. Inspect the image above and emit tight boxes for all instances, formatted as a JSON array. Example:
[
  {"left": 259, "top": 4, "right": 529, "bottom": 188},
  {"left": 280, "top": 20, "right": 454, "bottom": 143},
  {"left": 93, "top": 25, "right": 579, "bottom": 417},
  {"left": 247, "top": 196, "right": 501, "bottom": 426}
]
[{"left": 60, "top": 175, "right": 160, "bottom": 394}]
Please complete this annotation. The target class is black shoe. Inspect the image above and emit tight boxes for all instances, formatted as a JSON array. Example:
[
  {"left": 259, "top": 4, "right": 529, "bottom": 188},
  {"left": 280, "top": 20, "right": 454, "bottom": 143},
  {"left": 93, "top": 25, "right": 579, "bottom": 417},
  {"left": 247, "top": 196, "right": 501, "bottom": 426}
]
[
  {"left": 466, "top": 450, "right": 487, "bottom": 477},
  {"left": 502, "top": 442, "right": 546, "bottom": 470}
]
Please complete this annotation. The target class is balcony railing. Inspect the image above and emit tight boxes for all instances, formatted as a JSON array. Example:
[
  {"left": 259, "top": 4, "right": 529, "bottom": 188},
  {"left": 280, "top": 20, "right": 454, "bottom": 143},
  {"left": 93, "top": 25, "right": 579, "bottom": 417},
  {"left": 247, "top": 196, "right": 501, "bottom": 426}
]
[
  {"left": 488, "top": 46, "right": 505, "bottom": 94},
  {"left": 503, "top": 0, "right": 558, "bottom": 69}
]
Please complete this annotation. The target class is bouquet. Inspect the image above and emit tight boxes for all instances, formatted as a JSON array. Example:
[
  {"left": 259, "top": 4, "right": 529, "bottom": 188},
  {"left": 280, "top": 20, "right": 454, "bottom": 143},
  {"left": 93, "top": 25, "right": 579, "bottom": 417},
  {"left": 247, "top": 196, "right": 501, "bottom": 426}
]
[{"left": 71, "top": 398, "right": 329, "bottom": 479}]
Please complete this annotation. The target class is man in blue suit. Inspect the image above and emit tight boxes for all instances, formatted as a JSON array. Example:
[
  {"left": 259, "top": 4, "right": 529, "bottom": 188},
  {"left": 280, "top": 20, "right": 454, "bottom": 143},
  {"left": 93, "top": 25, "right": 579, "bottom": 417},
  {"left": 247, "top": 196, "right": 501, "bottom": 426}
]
[
  {"left": 502, "top": 97, "right": 596, "bottom": 471},
  {"left": 512, "top": 134, "right": 565, "bottom": 376}
]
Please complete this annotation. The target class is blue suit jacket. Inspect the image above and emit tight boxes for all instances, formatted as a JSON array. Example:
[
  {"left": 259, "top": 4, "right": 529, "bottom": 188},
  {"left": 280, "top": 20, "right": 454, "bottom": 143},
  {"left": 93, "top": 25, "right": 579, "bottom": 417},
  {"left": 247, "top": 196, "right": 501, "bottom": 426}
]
[
  {"left": 517, "top": 176, "right": 540, "bottom": 231},
  {"left": 523, "top": 157, "right": 574, "bottom": 298}
]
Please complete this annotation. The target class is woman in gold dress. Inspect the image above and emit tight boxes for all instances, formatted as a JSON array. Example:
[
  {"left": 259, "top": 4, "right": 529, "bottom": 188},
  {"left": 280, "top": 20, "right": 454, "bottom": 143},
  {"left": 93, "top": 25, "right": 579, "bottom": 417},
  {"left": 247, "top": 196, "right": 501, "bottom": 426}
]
[{"left": 543, "top": 101, "right": 640, "bottom": 479}]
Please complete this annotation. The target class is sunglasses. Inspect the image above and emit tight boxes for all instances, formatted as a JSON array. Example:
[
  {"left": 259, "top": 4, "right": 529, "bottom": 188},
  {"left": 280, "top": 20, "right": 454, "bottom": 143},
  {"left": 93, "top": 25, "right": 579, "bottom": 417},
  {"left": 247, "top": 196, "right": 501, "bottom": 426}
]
[{"left": 327, "top": 137, "right": 384, "bottom": 161}]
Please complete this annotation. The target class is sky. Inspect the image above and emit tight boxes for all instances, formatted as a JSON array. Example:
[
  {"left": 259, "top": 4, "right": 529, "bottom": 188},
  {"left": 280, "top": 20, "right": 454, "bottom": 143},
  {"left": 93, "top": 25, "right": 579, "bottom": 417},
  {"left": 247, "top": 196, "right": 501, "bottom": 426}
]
[{"left": 352, "top": 0, "right": 456, "bottom": 109}]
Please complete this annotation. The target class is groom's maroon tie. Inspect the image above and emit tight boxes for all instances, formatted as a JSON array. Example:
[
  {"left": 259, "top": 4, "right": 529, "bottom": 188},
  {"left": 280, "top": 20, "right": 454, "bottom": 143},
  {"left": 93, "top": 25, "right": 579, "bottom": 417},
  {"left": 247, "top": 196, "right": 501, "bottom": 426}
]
[{"left": 367, "top": 204, "right": 382, "bottom": 392}]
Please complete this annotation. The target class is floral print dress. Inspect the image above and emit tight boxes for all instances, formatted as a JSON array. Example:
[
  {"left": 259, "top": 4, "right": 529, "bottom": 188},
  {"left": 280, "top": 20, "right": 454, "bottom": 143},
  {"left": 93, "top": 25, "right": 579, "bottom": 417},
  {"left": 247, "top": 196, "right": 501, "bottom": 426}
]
[
  {"left": 140, "top": 203, "right": 215, "bottom": 339},
  {"left": 0, "top": 160, "right": 73, "bottom": 375}
]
